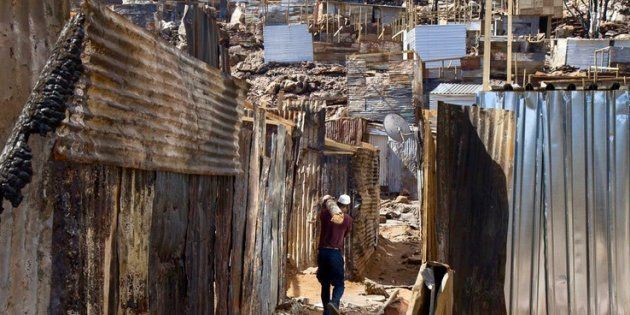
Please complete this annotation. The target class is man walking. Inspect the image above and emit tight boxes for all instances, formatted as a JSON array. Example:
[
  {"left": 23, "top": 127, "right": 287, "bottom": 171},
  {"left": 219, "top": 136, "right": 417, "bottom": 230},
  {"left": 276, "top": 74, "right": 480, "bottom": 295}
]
[{"left": 317, "top": 194, "right": 353, "bottom": 315}]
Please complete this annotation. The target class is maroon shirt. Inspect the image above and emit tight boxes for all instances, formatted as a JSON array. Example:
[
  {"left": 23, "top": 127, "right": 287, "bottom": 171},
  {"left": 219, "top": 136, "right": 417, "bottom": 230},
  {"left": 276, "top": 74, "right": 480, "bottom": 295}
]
[{"left": 318, "top": 206, "right": 353, "bottom": 251}]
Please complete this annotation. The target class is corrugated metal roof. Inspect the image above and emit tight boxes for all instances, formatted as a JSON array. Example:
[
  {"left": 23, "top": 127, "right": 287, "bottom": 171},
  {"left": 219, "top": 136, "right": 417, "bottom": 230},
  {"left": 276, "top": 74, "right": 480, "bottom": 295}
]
[
  {"left": 53, "top": 2, "right": 245, "bottom": 176},
  {"left": 263, "top": 24, "right": 314, "bottom": 63},
  {"left": 430, "top": 83, "right": 483, "bottom": 96},
  {"left": 408, "top": 24, "right": 467, "bottom": 69}
]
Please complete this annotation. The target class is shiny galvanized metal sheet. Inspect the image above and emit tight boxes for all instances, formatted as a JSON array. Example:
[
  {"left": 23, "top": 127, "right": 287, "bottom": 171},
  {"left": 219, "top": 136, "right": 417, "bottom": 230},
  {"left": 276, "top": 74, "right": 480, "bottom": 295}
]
[
  {"left": 477, "top": 90, "right": 629, "bottom": 314},
  {"left": 430, "top": 83, "right": 482, "bottom": 109},
  {"left": 263, "top": 24, "right": 314, "bottom": 63},
  {"left": 53, "top": 2, "right": 245, "bottom": 176},
  {"left": 408, "top": 24, "right": 466, "bottom": 69}
]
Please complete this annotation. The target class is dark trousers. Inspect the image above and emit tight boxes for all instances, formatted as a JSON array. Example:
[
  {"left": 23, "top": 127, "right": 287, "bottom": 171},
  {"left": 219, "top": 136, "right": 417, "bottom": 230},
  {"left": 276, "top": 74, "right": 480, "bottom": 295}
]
[{"left": 316, "top": 248, "right": 345, "bottom": 315}]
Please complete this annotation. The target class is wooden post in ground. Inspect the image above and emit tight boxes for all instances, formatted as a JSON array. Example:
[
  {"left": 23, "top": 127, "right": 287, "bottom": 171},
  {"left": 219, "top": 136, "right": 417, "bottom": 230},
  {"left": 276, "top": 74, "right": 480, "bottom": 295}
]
[
  {"left": 482, "top": 0, "right": 492, "bottom": 90},
  {"left": 507, "top": 0, "right": 513, "bottom": 84}
]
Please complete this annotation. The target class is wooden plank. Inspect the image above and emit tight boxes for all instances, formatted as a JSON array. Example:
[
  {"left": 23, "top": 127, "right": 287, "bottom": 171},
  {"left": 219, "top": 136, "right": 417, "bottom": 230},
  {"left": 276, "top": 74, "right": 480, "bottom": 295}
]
[
  {"left": 117, "top": 169, "right": 156, "bottom": 314},
  {"left": 148, "top": 172, "right": 190, "bottom": 314},
  {"left": 482, "top": 0, "right": 492, "bottom": 91},
  {"left": 185, "top": 175, "right": 216, "bottom": 315},
  {"left": 47, "top": 162, "right": 121, "bottom": 314},
  {"left": 253, "top": 155, "right": 271, "bottom": 314},
  {"left": 278, "top": 131, "right": 295, "bottom": 304},
  {"left": 241, "top": 107, "right": 265, "bottom": 314},
  {"left": 270, "top": 127, "right": 288, "bottom": 312},
  {"left": 507, "top": 0, "right": 513, "bottom": 83},
  {"left": 230, "top": 129, "right": 253, "bottom": 313},
  {"left": 436, "top": 103, "right": 514, "bottom": 313},
  {"left": 214, "top": 176, "right": 234, "bottom": 315}
]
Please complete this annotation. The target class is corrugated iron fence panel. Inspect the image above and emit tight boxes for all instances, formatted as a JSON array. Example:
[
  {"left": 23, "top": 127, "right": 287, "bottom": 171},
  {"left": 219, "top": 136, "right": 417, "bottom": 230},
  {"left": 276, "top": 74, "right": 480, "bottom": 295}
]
[
  {"left": 348, "top": 148, "right": 381, "bottom": 278},
  {"left": 413, "top": 24, "right": 466, "bottom": 69},
  {"left": 54, "top": 2, "right": 244, "bottom": 176},
  {"left": 325, "top": 117, "right": 367, "bottom": 146},
  {"left": 477, "top": 91, "right": 629, "bottom": 314},
  {"left": 288, "top": 109, "right": 325, "bottom": 272},
  {"left": 347, "top": 56, "right": 416, "bottom": 124}
]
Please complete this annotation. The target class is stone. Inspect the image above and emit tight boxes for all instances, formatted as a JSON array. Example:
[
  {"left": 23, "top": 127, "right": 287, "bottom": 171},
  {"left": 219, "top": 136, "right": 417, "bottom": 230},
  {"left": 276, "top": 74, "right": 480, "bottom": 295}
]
[
  {"left": 366, "top": 295, "right": 387, "bottom": 303},
  {"left": 394, "top": 195, "right": 409, "bottom": 204},
  {"left": 384, "top": 298, "right": 409, "bottom": 315},
  {"left": 364, "top": 279, "right": 389, "bottom": 298}
]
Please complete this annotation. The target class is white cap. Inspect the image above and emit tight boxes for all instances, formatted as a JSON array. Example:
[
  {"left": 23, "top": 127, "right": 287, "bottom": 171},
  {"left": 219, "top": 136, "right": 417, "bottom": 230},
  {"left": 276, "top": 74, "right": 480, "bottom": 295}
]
[{"left": 338, "top": 194, "right": 351, "bottom": 205}]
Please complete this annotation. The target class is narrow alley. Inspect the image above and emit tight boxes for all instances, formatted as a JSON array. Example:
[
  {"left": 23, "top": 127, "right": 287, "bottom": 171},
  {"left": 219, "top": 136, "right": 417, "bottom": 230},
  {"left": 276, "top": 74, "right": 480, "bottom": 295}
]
[{"left": 0, "top": 0, "right": 627, "bottom": 314}]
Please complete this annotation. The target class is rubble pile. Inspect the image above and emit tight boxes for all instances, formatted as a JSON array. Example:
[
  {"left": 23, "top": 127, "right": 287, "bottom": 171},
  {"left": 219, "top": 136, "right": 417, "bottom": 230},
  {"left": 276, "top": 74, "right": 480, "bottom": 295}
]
[
  {"left": 379, "top": 196, "right": 420, "bottom": 226},
  {"left": 232, "top": 50, "right": 348, "bottom": 105},
  {"left": 219, "top": 22, "right": 263, "bottom": 66}
]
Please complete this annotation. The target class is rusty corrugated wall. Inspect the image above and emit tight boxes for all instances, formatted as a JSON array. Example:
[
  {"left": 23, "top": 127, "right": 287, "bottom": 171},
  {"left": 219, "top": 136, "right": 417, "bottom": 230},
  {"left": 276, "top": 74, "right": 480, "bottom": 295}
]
[
  {"left": 324, "top": 117, "right": 368, "bottom": 146},
  {"left": 287, "top": 108, "right": 325, "bottom": 272},
  {"left": 347, "top": 147, "right": 381, "bottom": 279},
  {"left": 0, "top": 2, "right": 251, "bottom": 314},
  {"left": 347, "top": 54, "right": 416, "bottom": 124},
  {"left": 53, "top": 1, "right": 243, "bottom": 176}
]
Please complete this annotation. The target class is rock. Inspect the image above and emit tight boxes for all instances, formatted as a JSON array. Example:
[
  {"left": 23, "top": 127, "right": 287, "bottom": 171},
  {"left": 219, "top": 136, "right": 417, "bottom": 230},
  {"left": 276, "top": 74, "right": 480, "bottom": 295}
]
[
  {"left": 394, "top": 195, "right": 409, "bottom": 204},
  {"left": 379, "top": 215, "right": 387, "bottom": 224},
  {"left": 366, "top": 295, "right": 387, "bottom": 303},
  {"left": 384, "top": 298, "right": 409, "bottom": 315},
  {"left": 385, "top": 211, "right": 401, "bottom": 219},
  {"left": 400, "top": 212, "right": 415, "bottom": 222},
  {"left": 364, "top": 279, "right": 389, "bottom": 298}
]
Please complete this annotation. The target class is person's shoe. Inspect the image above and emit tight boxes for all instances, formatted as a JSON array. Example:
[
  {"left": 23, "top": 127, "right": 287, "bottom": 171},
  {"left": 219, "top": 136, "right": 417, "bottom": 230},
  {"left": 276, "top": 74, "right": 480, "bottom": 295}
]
[{"left": 326, "top": 302, "right": 341, "bottom": 315}]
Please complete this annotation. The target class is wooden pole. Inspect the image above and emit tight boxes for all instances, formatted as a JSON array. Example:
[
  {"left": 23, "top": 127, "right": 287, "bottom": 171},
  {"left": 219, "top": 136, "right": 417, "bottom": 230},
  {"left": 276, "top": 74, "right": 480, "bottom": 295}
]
[
  {"left": 482, "top": 0, "right": 492, "bottom": 90},
  {"left": 506, "top": 0, "right": 513, "bottom": 84}
]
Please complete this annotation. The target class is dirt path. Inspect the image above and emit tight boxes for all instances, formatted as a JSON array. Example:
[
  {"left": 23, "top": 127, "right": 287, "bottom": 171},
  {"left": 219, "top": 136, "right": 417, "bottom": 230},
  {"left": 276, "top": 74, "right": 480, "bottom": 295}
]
[{"left": 283, "top": 220, "right": 421, "bottom": 314}]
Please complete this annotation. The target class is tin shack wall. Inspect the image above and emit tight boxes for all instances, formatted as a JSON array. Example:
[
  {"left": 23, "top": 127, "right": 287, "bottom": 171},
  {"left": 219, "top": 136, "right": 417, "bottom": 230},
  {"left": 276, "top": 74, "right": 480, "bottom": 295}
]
[
  {"left": 347, "top": 54, "right": 416, "bottom": 124},
  {"left": 347, "top": 148, "right": 381, "bottom": 278},
  {"left": 477, "top": 91, "right": 629, "bottom": 314}
]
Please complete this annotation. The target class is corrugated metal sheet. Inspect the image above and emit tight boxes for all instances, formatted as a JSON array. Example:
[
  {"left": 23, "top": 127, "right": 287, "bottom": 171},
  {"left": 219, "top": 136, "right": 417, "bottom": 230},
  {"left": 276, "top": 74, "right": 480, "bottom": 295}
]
[
  {"left": 347, "top": 55, "right": 416, "bottom": 123},
  {"left": 53, "top": 2, "right": 245, "bottom": 176},
  {"left": 347, "top": 148, "right": 380, "bottom": 277},
  {"left": 263, "top": 24, "right": 314, "bottom": 63},
  {"left": 477, "top": 91, "right": 629, "bottom": 314},
  {"left": 431, "top": 83, "right": 483, "bottom": 96},
  {"left": 430, "top": 83, "right": 482, "bottom": 109},
  {"left": 325, "top": 117, "right": 367, "bottom": 146},
  {"left": 368, "top": 130, "right": 418, "bottom": 195},
  {"left": 408, "top": 25, "right": 466, "bottom": 69},
  {"left": 369, "top": 134, "right": 389, "bottom": 186},
  {"left": 566, "top": 39, "right": 611, "bottom": 69}
]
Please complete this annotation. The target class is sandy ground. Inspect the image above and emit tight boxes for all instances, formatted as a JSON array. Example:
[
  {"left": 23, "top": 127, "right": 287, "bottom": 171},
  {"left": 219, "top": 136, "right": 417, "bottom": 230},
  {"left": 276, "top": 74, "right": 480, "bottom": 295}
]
[{"left": 284, "top": 221, "right": 421, "bottom": 314}]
